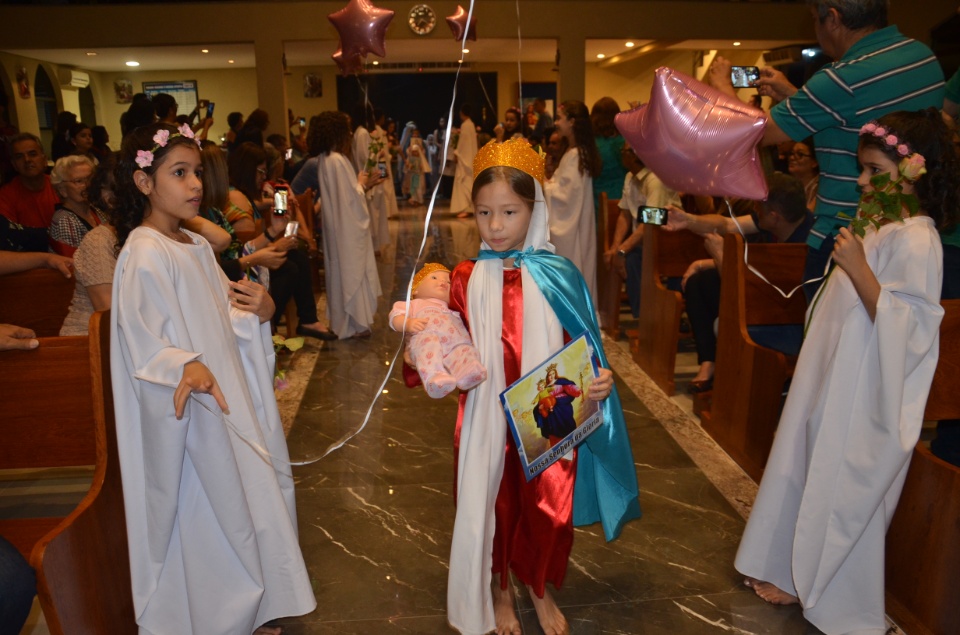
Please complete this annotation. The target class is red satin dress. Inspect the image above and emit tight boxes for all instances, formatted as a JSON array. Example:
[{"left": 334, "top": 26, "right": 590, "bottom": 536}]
[{"left": 449, "top": 260, "right": 577, "bottom": 597}]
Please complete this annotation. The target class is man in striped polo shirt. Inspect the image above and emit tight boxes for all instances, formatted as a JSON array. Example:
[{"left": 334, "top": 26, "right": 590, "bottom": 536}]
[{"left": 711, "top": 0, "right": 944, "bottom": 299}]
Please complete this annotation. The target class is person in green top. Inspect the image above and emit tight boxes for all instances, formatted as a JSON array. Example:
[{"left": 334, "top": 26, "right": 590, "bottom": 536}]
[{"left": 590, "top": 97, "right": 627, "bottom": 214}]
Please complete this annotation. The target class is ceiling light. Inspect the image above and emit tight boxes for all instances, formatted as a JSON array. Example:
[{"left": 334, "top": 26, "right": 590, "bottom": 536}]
[
  {"left": 125, "top": 61, "right": 140, "bottom": 67},
  {"left": 228, "top": 59, "right": 235, "bottom": 64},
  {"left": 201, "top": 49, "right": 209, "bottom": 54},
  {"left": 733, "top": 41, "right": 741, "bottom": 47},
  {"left": 625, "top": 41, "right": 635, "bottom": 48},
  {"left": 372, "top": 60, "right": 379, "bottom": 65},
  {"left": 462, "top": 48, "right": 470, "bottom": 54},
  {"left": 86, "top": 52, "right": 97, "bottom": 57},
  {"left": 597, "top": 53, "right": 605, "bottom": 59}
]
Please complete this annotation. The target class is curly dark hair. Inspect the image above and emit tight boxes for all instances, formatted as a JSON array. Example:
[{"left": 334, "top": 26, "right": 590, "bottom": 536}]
[
  {"left": 309, "top": 111, "right": 351, "bottom": 156},
  {"left": 227, "top": 142, "right": 266, "bottom": 202},
  {"left": 858, "top": 108, "right": 960, "bottom": 232},
  {"left": 113, "top": 123, "right": 201, "bottom": 249},
  {"left": 560, "top": 100, "right": 602, "bottom": 179},
  {"left": 590, "top": 97, "right": 621, "bottom": 139}
]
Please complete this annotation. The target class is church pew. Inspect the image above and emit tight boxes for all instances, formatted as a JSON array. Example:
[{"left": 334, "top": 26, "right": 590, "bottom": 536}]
[
  {"left": 0, "top": 335, "right": 96, "bottom": 559},
  {"left": 0, "top": 267, "right": 76, "bottom": 337},
  {"left": 596, "top": 193, "right": 623, "bottom": 340},
  {"left": 30, "top": 310, "right": 136, "bottom": 633},
  {"left": 885, "top": 299, "right": 960, "bottom": 635},
  {"left": 699, "top": 233, "right": 807, "bottom": 482},
  {"left": 634, "top": 226, "right": 708, "bottom": 395}
]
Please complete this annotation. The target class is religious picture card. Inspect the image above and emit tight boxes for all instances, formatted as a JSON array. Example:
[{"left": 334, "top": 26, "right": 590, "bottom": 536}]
[{"left": 500, "top": 331, "right": 603, "bottom": 481}]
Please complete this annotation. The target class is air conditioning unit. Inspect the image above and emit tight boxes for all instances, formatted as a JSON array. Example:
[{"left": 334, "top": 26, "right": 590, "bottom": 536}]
[{"left": 58, "top": 69, "right": 90, "bottom": 89}]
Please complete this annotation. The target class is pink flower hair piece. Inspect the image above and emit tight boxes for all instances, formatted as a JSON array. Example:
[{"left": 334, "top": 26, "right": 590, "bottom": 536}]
[
  {"left": 860, "top": 123, "right": 877, "bottom": 134},
  {"left": 178, "top": 124, "right": 195, "bottom": 139},
  {"left": 874, "top": 126, "right": 887, "bottom": 137},
  {"left": 897, "top": 144, "right": 910, "bottom": 156},
  {"left": 135, "top": 150, "right": 154, "bottom": 169},
  {"left": 152, "top": 129, "right": 170, "bottom": 147}
]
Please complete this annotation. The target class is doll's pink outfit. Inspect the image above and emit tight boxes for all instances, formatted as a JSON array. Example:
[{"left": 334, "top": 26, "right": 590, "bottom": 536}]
[{"left": 389, "top": 298, "right": 487, "bottom": 398}]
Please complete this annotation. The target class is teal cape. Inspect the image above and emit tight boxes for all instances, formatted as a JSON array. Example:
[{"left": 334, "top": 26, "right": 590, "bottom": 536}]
[{"left": 478, "top": 248, "right": 642, "bottom": 540}]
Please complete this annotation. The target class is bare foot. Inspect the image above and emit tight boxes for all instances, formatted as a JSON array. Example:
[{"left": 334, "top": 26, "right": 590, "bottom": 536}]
[
  {"left": 744, "top": 577, "right": 799, "bottom": 605},
  {"left": 527, "top": 585, "right": 569, "bottom": 635},
  {"left": 492, "top": 574, "right": 521, "bottom": 635}
]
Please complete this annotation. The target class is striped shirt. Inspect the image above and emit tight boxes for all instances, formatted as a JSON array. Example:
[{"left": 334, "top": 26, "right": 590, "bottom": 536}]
[{"left": 771, "top": 26, "right": 944, "bottom": 249}]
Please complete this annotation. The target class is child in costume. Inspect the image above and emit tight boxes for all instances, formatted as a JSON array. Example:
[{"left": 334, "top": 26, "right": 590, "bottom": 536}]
[
  {"left": 404, "top": 133, "right": 431, "bottom": 206},
  {"left": 735, "top": 109, "right": 959, "bottom": 635},
  {"left": 444, "top": 138, "right": 642, "bottom": 635},
  {"left": 533, "top": 379, "right": 556, "bottom": 419},
  {"left": 109, "top": 122, "right": 316, "bottom": 635},
  {"left": 389, "top": 262, "right": 486, "bottom": 398}
]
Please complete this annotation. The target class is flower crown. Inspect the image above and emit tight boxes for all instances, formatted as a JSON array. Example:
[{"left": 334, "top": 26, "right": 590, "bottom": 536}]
[
  {"left": 135, "top": 124, "right": 201, "bottom": 169},
  {"left": 859, "top": 121, "right": 926, "bottom": 183},
  {"left": 474, "top": 138, "right": 545, "bottom": 184}
]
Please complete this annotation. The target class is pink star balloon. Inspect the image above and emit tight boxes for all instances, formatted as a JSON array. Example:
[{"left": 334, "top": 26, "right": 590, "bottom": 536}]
[
  {"left": 615, "top": 67, "right": 768, "bottom": 200},
  {"left": 332, "top": 43, "right": 365, "bottom": 77},
  {"left": 328, "top": 0, "right": 394, "bottom": 60},
  {"left": 446, "top": 5, "right": 477, "bottom": 42}
]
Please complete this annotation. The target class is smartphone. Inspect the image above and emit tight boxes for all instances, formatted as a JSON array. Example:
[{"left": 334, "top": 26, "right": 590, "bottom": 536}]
[
  {"left": 298, "top": 117, "right": 306, "bottom": 128},
  {"left": 377, "top": 161, "right": 387, "bottom": 179},
  {"left": 640, "top": 206, "right": 668, "bottom": 226},
  {"left": 284, "top": 221, "right": 300, "bottom": 238},
  {"left": 285, "top": 147, "right": 293, "bottom": 160},
  {"left": 731, "top": 66, "right": 760, "bottom": 89},
  {"left": 205, "top": 101, "right": 215, "bottom": 119},
  {"left": 272, "top": 185, "right": 289, "bottom": 216}
]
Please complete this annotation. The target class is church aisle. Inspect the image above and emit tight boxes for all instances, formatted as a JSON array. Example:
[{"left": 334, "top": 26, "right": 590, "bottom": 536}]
[{"left": 277, "top": 203, "right": 819, "bottom": 634}]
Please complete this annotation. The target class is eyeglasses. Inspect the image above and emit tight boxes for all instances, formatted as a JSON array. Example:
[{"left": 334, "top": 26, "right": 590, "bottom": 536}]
[
  {"left": 256, "top": 167, "right": 267, "bottom": 176},
  {"left": 788, "top": 151, "right": 812, "bottom": 159}
]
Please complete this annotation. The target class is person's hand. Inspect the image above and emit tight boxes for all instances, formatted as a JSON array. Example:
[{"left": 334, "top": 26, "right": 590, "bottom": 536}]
[
  {"left": 268, "top": 208, "right": 289, "bottom": 236},
  {"left": 0, "top": 324, "right": 38, "bottom": 351},
  {"left": 663, "top": 205, "right": 689, "bottom": 232},
  {"left": 703, "top": 233, "right": 724, "bottom": 265},
  {"left": 588, "top": 367, "right": 614, "bottom": 401},
  {"left": 755, "top": 67, "right": 798, "bottom": 104},
  {"left": 229, "top": 279, "right": 275, "bottom": 323},
  {"left": 249, "top": 243, "right": 288, "bottom": 270},
  {"left": 358, "top": 169, "right": 383, "bottom": 192},
  {"left": 832, "top": 226, "right": 868, "bottom": 276},
  {"left": 274, "top": 235, "right": 298, "bottom": 253},
  {"left": 45, "top": 253, "right": 74, "bottom": 278},
  {"left": 707, "top": 55, "right": 735, "bottom": 95},
  {"left": 681, "top": 261, "right": 700, "bottom": 292},
  {"left": 603, "top": 247, "right": 619, "bottom": 268},
  {"left": 494, "top": 123, "right": 505, "bottom": 142},
  {"left": 174, "top": 360, "right": 228, "bottom": 420}
]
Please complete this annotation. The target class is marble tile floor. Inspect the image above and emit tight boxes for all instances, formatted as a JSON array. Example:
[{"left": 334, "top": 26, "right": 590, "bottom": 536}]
[{"left": 274, "top": 204, "right": 823, "bottom": 635}]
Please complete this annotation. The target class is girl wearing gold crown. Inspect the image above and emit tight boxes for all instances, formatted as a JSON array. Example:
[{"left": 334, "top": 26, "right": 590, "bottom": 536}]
[{"left": 442, "top": 138, "right": 641, "bottom": 635}]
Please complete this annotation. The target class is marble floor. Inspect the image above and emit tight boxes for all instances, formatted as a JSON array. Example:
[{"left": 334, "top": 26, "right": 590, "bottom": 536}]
[{"left": 273, "top": 201, "right": 823, "bottom": 635}]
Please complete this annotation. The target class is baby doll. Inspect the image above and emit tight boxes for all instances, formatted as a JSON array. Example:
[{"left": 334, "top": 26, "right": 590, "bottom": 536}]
[{"left": 389, "top": 263, "right": 487, "bottom": 398}]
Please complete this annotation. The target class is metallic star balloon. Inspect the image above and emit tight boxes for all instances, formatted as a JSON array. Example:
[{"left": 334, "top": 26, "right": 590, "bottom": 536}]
[
  {"left": 615, "top": 67, "right": 768, "bottom": 200},
  {"left": 331, "top": 43, "right": 365, "bottom": 77},
  {"left": 328, "top": 0, "right": 395, "bottom": 60},
  {"left": 446, "top": 5, "right": 477, "bottom": 42}
]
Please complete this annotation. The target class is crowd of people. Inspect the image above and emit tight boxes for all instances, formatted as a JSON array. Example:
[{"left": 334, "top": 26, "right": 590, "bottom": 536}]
[{"left": 2, "top": 1, "right": 960, "bottom": 634}]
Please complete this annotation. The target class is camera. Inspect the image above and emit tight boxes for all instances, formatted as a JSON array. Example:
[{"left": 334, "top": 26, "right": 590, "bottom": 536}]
[
  {"left": 377, "top": 162, "right": 387, "bottom": 179},
  {"left": 640, "top": 206, "right": 668, "bottom": 226},
  {"left": 730, "top": 66, "right": 760, "bottom": 89}
]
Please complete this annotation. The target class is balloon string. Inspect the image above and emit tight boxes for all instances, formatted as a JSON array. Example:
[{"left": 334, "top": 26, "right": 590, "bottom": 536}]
[
  {"left": 725, "top": 198, "right": 826, "bottom": 300},
  {"left": 271, "top": 0, "right": 478, "bottom": 465},
  {"left": 515, "top": 0, "right": 523, "bottom": 110}
]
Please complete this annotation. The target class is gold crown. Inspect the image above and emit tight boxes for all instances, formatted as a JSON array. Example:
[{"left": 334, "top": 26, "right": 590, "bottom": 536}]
[
  {"left": 545, "top": 363, "right": 558, "bottom": 375},
  {"left": 412, "top": 262, "right": 450, "bottom": 293},
  {"left": 473, "top": 138, "right": 545, "bottom": 184}
]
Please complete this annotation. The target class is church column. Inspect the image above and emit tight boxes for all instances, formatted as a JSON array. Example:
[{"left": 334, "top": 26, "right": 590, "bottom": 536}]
[
  {"left": 253, "top": 36, "right": 289, "bottom": 142},
  {"left": 557, "top": 35, "right": 586, "bottom": 102}
]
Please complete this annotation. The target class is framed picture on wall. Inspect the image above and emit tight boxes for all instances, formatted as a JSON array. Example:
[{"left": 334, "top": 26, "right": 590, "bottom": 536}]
[
  {"left": 16, "top": 66, "right": 30, "bottom": 99},
  {"left": 114, "top": 79, "right": 133, "bottom": 104},
  {"left": 303, "top": 73, "right": 322, "bottom": 98}
]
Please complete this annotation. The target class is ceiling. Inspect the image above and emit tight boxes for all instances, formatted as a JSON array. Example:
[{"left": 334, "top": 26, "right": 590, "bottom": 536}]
[{"left": 4, "top": 38, "right": 810, "bottom": 73}]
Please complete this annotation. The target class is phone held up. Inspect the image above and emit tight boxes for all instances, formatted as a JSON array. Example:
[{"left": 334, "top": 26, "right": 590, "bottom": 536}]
[
  {"left": 377, "top": 162, "right": 387, "bottom": 179},
  {"left": 640, "top": 206, "right": 668, "bottom": 226},
  {"left": 273, "top": 185, "right": 289, "bottom": 216},
  {"left": 730, "top": 66, "right": 760, "bottom": 89}
]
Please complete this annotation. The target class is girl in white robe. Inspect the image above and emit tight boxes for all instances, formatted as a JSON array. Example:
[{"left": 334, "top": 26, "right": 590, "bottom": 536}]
[
  {"left": 314, "top": 111, "right": 383, "bottom": 339},
  {"left": 735, "top": 110, "right": 959, "bottom": 635},
  {"left": 543, "top": 100, "right": 600, "bottom": 305},
  {"left": 110, "top": 122, "right": 316, "bottom": 635},
  {"left": 451, "top": 105, "right": 478, "bottom": 217}
]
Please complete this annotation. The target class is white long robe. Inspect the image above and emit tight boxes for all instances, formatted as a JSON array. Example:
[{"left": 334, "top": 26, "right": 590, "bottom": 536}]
[
  {"left": 367, "top": 125, "right": 396, "bottom": 249},
  {"left": 735, "top": 216, "right": 943, "bottom": 635},
  {"left": 317, "top": 151, "right": 382, "bottom": 338},
  {"left": 351, "top": 125, "right": 372, "bottom": 175},
  {"left": 110, "top": 227, "right": 316, "bottom": 635},
  {"left": 543, "top": 147, "right": 598, "bottom": 304},
  {"left": 450, "top": 118, "right": 477, "bottom": 215}
]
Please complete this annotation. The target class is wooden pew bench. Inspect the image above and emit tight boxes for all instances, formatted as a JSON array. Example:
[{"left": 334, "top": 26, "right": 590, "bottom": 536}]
[
  {"left": 885, "top": 298, "right": 960, "bottom": 635},
  {"left": 0, "top": 335, "right": 96, "bottom": 559},
  {"left": 0, "top": 267, "right": 76, "bottom": 337},
  {"left": 699, "top": 233, "right": 807, "bottom": 482},
  {"left": 634, "top": 226, "right": 709, "bottom": 395}
]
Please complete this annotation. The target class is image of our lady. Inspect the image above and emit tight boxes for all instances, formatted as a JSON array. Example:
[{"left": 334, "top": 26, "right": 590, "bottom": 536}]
[{"left": 533, "top": 364, "right": 582, "bottom": 445}]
